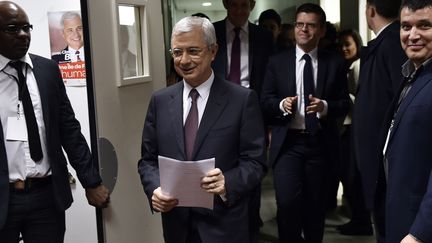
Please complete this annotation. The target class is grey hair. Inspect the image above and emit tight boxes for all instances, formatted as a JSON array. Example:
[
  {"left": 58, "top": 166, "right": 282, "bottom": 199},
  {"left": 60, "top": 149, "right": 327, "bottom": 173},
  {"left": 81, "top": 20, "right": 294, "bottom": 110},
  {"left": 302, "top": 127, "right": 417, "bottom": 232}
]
[
  {"left": 60, "top": 11, "right": 81, "bottom": 29},
  {"left": 171, "top": 16, "right": 216, "bottom": 47}
]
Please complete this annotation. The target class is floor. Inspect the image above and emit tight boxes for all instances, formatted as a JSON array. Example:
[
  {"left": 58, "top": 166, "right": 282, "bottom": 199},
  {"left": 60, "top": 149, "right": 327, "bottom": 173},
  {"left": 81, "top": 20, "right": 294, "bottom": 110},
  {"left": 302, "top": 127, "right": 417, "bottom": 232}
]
[{"left": 258, "top": 173, "right": 375, "bottom": 243}]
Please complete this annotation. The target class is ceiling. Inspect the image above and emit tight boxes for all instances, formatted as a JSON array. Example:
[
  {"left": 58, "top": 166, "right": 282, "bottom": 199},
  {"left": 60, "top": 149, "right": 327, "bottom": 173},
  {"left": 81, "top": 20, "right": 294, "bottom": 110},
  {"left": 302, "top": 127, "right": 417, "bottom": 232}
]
[{"left": 174, "top": 0, "right": 225, "bottom": 11}]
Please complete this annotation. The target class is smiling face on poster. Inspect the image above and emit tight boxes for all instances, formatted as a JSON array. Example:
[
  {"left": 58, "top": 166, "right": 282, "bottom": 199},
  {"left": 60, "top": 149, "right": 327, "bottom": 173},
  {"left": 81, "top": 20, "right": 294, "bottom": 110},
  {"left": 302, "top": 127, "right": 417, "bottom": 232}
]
[{"left": 48, "top": 10, "right": 86, "bottom": 86}]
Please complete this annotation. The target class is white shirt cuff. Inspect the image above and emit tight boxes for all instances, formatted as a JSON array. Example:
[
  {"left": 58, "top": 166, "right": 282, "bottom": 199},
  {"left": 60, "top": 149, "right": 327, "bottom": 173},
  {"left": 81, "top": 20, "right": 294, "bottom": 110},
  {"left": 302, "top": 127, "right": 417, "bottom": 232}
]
[
  {"left": 317, "top": 100, "right": 328, "bottom": 118},
  {"left": 279, "top": 98, "right": 290, "bottom": 116}
]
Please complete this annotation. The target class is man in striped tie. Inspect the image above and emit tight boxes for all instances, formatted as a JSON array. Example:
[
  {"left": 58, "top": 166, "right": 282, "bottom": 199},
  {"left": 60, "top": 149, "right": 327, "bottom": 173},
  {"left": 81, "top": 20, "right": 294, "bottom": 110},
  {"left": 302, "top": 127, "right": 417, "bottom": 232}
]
[{"left": 138, "top": 16, "right": 266, "bottom": 243}]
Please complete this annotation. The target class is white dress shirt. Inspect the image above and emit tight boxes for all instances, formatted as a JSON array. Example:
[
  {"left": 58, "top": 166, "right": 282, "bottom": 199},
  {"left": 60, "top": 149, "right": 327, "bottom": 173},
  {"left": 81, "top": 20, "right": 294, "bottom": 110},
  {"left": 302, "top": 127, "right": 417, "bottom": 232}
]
[
  {"left": 0, "top": 54, "right": 51, "bottom": 182},
  {"left": 344, "top": 58, "right": 360, "bottom": 125},
  {"left": 182, "top": 71, "right": 214, "bottom": 126},
  {"left": 225, "top": 20, "right": 250, "bottom": 88},
  {"left": 182, "top": 72, "right": 227, "bottom": 200}
]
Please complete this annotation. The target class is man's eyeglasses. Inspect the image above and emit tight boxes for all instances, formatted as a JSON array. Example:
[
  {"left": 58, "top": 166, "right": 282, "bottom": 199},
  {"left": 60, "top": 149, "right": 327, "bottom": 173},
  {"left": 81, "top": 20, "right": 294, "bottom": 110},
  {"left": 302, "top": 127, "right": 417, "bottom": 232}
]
[
  {"left": 294, "top": 22, "right": 318, "bottom": 30},
  {"left": 1, "top": 24, "right": 33, "bottom": 34},
  {"left": 170, "top": 47, "right": 206, "bottom": 59}
]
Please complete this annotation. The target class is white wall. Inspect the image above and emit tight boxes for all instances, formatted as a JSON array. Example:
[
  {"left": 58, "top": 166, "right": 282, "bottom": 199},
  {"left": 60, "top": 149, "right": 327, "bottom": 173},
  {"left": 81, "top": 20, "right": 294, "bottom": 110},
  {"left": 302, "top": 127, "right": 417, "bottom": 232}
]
[
  {"left": 174, "top": 9, "right": 226, "bottom": 22},
  {"left": 321, "top": 0, "right": 340, "bottom": 24},
  {"left": 13, "top": 1, "right": 97, "bottom": 243}
]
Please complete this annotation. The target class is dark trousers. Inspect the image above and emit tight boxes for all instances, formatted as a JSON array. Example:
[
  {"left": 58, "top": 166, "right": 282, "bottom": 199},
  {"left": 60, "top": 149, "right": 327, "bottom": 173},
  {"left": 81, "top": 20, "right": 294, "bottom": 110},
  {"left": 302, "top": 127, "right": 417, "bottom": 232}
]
[
  {"left": 185, "top": 213, "right": 202, "bottom": 243},
  {"left": 273, "top": 133, "right": 326, "bottom": 243},
  {"left": 249, "top": 184, "right": 262, "bottom": 243},
  {"left": 373, "top": 168, "right": 386, "bottom": 243},
  {"left": 0, "top": 182, "right": 65, "bottom": 243}
]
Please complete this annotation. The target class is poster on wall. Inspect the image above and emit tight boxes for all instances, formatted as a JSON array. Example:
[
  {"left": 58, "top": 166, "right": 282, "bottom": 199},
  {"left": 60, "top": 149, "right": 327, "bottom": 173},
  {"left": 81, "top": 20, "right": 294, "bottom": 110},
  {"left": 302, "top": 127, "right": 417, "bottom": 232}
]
[{"left": 48, "top": 10, "right": 86, "bottom": 86}]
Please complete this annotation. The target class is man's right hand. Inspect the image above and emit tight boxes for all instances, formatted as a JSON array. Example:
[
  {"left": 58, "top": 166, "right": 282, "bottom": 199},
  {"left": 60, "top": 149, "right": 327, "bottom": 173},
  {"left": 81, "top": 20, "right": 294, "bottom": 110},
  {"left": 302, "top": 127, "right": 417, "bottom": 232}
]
[
  {"left": 283, "top": 96, "right": 298, "bottom": 114},
  {"left": 152, "top": 187, "right": 178, "bottom": 213}
]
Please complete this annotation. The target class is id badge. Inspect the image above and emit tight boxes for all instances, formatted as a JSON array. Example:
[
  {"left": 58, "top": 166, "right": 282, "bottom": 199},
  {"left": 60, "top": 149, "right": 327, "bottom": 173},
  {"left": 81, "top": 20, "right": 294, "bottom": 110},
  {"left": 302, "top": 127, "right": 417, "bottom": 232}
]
[{"left": 6, "top": 116, "right": 28, "bottom": 141}]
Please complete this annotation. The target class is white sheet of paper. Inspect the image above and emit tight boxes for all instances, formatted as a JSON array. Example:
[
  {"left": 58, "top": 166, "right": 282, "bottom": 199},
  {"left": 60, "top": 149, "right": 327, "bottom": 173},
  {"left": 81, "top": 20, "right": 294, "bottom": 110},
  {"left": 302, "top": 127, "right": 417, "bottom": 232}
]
[
  {"left": 158, "top": 155, "right": 215, "bottom": 210},
  {"left": 6, "top": 116, "right": 28, "bottom": 141}
]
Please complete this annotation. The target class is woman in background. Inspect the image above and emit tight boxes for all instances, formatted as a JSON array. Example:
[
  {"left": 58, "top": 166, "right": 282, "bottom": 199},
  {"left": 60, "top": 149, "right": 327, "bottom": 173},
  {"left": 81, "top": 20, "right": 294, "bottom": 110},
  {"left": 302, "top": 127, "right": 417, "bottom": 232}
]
[{"left": 336, "top": 29, "right": 373, "bottom": 236}]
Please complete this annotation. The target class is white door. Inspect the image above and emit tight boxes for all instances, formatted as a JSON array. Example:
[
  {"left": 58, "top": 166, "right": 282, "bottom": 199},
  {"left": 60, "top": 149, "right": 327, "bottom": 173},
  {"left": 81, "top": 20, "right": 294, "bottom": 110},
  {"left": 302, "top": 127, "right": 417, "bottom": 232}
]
[{"left": 85, "top": 0, "right": 166, "bottom": 242}]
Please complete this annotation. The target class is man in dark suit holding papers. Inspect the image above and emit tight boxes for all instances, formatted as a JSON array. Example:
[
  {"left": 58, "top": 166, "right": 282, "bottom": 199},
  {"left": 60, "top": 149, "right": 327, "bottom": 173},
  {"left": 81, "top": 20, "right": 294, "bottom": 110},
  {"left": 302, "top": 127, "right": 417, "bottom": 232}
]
[{"left": 138, "top": 16, "right": 266, "bottom": 243}]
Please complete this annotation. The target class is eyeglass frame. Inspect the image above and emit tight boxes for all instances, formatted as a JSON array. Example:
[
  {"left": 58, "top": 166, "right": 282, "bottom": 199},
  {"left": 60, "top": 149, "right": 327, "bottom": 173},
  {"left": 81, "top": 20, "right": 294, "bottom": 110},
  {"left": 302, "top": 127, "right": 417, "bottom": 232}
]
[
  {"left": 1, "top": 24, "right": 33, "bottom": 34},
  {"left": 169, "top": 45, "right": 212, "bottom": 59},
  {"left": 294, "top": 22, "right": 319, "bottom": 30}
]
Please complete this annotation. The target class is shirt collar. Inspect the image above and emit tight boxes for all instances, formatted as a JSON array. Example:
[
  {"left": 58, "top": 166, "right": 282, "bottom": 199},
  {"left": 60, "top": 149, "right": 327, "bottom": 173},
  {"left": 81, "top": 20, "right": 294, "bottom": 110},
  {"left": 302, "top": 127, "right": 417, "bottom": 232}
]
[
  {"left": 375, "top": 22, "right": 392, "bottom": 37},
  {"left": 402, "top": 58, "right": 432, "bottom": 82},
  {"left": 68, "top": 46, "right": 84, "bottom": 53},
  {"left": 295, "top": 45, "right": 318, "bottom": 62},
  {"left": 226, "top": 19, "right": 249, "bottom": 34},
  {"left": 401, "top": 58, "right": 432, "bottom": 79},
  {"left": 183, "top": 71, "right": 214, "bottom": 100},
  {"left": 0, "top": 53, "right": 34, "bottom": 71},
  {"left": 349, "top": 58, "right": 360, "bottom": 70}
]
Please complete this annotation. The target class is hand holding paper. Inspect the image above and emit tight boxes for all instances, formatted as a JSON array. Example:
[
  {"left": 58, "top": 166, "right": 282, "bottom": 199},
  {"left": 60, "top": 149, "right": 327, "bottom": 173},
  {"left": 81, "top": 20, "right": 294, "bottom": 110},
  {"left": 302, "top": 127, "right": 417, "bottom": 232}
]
[
  {"left": 152, "top": 187, "right": 178, "bottom": 213},
  {"left": 158, "top": 156, "right": 215, "bottom": 209},
  {"left": 201, "top": 168, "right": 225, "bottom": 195}
]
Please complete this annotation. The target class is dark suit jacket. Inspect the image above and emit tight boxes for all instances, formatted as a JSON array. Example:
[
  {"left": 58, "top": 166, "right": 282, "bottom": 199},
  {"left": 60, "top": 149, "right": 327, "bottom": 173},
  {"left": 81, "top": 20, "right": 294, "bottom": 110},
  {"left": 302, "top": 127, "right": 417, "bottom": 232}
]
[
  {"left": 0, "top": 54, "right": 101, "bottom": 229},
  {"left": 381, "top": 63, "right": 432, "bottom": 243},
  {"left": 261, "top": 48, "right": 349, "bottom": 165},
  {"left": 212, "top": 19, "right": 273, "bottom": 97},
  {"left": 352, "top": 21, "right": 407, "bottom": 209},
  {"left": 138, "top": 76, "right": 266, "bottom": 243}
]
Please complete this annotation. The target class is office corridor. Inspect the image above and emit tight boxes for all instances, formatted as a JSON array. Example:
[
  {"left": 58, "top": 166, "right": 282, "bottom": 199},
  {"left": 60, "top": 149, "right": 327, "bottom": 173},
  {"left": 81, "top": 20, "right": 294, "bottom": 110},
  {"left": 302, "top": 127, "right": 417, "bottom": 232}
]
[{"left": 258, "top": 173, "right": 375, "bottom": 243}]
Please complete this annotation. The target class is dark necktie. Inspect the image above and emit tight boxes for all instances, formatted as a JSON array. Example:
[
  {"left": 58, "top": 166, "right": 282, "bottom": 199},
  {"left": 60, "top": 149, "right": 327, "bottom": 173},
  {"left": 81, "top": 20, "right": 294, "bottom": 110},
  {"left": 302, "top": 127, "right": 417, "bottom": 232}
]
[
  {"left": 75, "top": 51, "right": 81, "bottom": 61},
  {"left": 9, "top": 61, "right": 43, "bottom": 161},
  {"left": 228, "top": 27, "right": 241, "bottom": 84},
  {"left": 302, "top": 54, "right": 319, "bottom": 134},
  {"left": 184, "top": 89, "right": 199, "bottom": 160}
]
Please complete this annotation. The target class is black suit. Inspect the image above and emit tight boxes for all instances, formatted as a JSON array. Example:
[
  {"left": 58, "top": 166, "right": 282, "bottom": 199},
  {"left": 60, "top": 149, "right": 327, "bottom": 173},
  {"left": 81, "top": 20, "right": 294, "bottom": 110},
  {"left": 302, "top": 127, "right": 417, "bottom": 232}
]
[
  {"left": 0, "top": 54, "right": 101, "bottom": 234},
  {"left": 138, "top": 76, "right": 266, "bottom": 243},
  {"left": 352, "top": 21, "right": 407, "bottom": 240},
  {"left": 212, "top": 19, "right": 273, "bottom": 97},
  {"left": 261, "top": 48, "right": 349, "bottom": 243}
]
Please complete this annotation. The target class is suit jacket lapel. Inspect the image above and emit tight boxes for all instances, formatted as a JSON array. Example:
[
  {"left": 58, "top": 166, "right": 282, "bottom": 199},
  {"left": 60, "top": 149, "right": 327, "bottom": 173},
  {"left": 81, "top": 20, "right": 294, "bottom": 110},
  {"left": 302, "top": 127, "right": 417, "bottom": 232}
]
[
  {"left": 192, "top": 78, "right": 228, "bottom": 159},
  {"left": 30, "top": 55, "right": 51, "bottom": 133},
  {"left": 316, "top": 50, "right": 327, "bottom": 97},
  {"left": 288, "top": 50, "right": 296, "bottom": 96},
  {"left": 218, "top": 20, "right": 228, "bottom": 78},
  {"left": 248, "top": 22, "right": 255, "bottom": 75},
  {"left": 0, "top": 118, "right": 8, "bottom": 174},
  {"left": 168, "top": 83, "right": 186, "bottom": 159},
  {"left": 389, "top": 73, "right": 432, "bottom": 142}
]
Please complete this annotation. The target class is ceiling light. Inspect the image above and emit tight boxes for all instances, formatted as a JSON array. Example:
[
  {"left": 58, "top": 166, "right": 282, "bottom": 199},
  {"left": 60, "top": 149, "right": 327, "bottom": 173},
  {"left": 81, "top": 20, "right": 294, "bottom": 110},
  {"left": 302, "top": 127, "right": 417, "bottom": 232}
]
[{"left": 202, "top": 2, "right": 212, "bottom": 7}]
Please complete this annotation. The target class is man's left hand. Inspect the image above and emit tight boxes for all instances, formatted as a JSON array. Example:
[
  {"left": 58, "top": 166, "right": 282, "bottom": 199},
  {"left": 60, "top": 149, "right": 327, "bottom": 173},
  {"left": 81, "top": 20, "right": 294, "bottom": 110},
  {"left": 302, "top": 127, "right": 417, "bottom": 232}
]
[
  {"left": 306, "top": 94, "right": 324, "bottom": 114},
  {"left": 201, "top": 168, "right": 225, "bottom": 195},
  {"left": 85, "top": 184, "right": 110, "bottom": 208}
]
